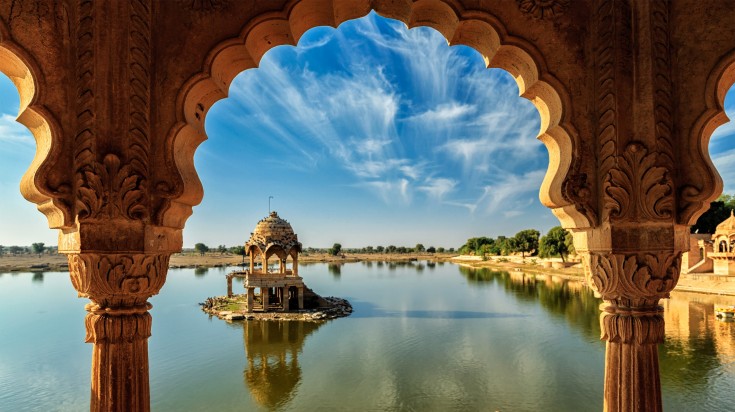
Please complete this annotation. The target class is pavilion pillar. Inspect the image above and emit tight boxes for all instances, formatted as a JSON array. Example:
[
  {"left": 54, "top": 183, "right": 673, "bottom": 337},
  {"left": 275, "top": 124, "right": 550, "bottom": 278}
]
[
  {"left": 249, "top": 252, "right": 254, "bottom": 273},
  {"left": 262, "top": 287, "right": 269, "bottom": 311},
  {"left": 226, "top": 274, "right": 233, "bottom": 297},
  {"left": 246, "top": 288, "right": 254, "bottom": 313}
]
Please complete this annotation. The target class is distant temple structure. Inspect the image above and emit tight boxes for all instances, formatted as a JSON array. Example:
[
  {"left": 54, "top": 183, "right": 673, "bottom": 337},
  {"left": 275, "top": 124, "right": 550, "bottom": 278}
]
[
  {"left": 227, "top": 211, "right": 306, "bottom": 312},
  {"left": 682, "top": 211, "right": 735, "bottom": 276}
]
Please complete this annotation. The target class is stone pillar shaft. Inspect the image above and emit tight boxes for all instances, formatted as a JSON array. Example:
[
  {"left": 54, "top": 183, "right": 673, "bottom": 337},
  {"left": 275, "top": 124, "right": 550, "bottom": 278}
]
[
  {"left": 68, "top": 252, "right": 170, "bottom": 412},
  {"left": 262, "top": 287, "right": 269, "bottom": 311},
  {"left": 583, "top": 249, "right": 680, "bottom": 412},
  {"left": 600, "top": 305, "right": 665, "bottom": 412},
  {"left": 86, "top": 306, "right": 152, "bottom": 411},
  {"left": 247, "top": 288, "right": 254, "bottom": 313}
]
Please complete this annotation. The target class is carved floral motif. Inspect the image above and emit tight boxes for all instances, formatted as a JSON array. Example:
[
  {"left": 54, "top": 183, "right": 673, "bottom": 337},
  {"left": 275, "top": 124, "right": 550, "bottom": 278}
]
[
  {"left": 76, "top": 154, "right": 148, "bottom": 220},
  {"left": 516, "top": 0, "right": 569, "bottom": 20},
  {"left": 562, "top": 172, "right": 598, "bottom": 226},
  {"left": 68, "top": 253, "right": 170, "bottom": 308},
  {"left": 587, "top": 251, "right": 680, "bottom": 304},
  {"left": 603, "top": 142, "right": 674, "bottom": 221},
  {"left": 600, "top": 309, "right": 665, "bottom": 345},
  {"left": 178, "top": 0, "right": 231, "bottom": 12}
]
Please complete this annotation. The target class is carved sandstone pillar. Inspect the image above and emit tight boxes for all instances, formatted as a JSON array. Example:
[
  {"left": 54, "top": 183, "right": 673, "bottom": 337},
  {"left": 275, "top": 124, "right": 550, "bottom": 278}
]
[
  {"left": 581, "top": 244, "right": 684, "bottom": 412},
  {"left": 569, "top": 1, "right": 710, "bottom": 410},
  {"left": 48, "top": 1, "right": 184, "bottom": 410},
  {"left": 68, "top": 253, "right": 170, "bottom": 411}
]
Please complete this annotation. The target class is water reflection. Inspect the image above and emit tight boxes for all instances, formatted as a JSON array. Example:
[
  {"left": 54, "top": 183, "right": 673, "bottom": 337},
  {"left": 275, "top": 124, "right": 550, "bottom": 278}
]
[
  {"left": 458, "top": 266, "right": 601, "bottom": 339},
  {"left": 660, "top": 292, "right": 735, "bottom": 394},
  {"left": 242, "top": 321, "right": 324, "bottom": 410},
  {"left": 31, "top": 272, "right": 44, "bottom": 283},
  {"left": 458, "top": 266, "right": 735, "bottom": 400},
  {"left": 327, "top": 263, "right": 341, "bottom": 278},
  {"left": 194, "top": 267, "right": 209, "bottom": 277}
]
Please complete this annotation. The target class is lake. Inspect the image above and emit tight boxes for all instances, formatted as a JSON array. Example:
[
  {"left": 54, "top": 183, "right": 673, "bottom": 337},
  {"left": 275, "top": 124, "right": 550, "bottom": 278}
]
[{"left": 1, "top": 262, "right": 734, "bottom": 411}]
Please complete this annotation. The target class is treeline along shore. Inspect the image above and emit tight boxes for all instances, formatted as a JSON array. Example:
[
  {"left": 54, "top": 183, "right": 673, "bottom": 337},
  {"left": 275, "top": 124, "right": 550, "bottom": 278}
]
[
  {"left": 0, "top": 250, "right": 459, "bottom": 273},
  {"left": 1, "top": 248, "right": 734, "bottom": 297}
]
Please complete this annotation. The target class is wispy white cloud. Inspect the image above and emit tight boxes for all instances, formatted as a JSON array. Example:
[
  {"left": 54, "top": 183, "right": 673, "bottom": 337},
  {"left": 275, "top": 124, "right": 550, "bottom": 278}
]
[
  {"left": 214, "top": 11, "right": 544, "bottom": 215},
  {"left": 417, "top": 177, "right": 456, "bottom": 200},
  {"left": 408, "top": 102, "right": 476, "bottom": 123},
  {"left": 711, "top": 120, "right": 735, "bottom": 141},
  {"left": 0, "top": 113, "right": 34, "bottom": 151},
  {"left": 360, "top": 178, "right": 412, "bottom": 204},
  {"left": 479, "top": 169, "right": 546, "bottom": 215}
]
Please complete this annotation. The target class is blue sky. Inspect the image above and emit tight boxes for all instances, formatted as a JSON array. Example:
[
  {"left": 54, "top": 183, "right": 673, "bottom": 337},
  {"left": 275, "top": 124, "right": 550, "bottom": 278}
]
[{"left": 1, "top": 13, "right": 734, "bottom": 248}]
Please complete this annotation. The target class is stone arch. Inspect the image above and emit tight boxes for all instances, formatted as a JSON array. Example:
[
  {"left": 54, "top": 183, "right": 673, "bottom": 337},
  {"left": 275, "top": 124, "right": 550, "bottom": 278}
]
[
  {"left": 683, "top": 49, "right": 735, "bottom": 225},
  {"left": 0, "top": 19, "right": 71, "bottom": 229},
  {"left": 168, "top": 0, "right": 590, "bottom": 232}
]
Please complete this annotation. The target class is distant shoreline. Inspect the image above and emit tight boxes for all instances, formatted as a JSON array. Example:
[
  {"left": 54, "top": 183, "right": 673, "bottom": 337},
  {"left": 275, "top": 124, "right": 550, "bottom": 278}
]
[{"left": 2, "top": 252, "right": 734, "bottom": 297}]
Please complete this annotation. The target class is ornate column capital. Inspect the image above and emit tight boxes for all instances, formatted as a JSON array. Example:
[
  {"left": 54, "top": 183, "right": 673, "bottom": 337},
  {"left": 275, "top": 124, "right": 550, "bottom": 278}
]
[{"left": 68, "top": 252, "right": 170, "bottom": 308}]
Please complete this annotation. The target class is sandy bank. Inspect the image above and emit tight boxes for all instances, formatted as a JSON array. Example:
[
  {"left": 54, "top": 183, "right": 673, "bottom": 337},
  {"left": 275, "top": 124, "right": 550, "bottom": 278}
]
[{"left": 452, "top": 255, "right": 735, "bottom": 297}]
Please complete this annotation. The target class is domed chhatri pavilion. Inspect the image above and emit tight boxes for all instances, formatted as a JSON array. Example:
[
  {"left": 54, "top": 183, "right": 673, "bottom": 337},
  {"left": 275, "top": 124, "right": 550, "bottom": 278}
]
[
  {"left": 708, "top": 211, "right": 735, "bottom": 275},
  {"left": 682, "top": 211, "right": 735, "bottom": 277},
  {"left": 227, "top": 211, "right": 306, "bottom": 312}
]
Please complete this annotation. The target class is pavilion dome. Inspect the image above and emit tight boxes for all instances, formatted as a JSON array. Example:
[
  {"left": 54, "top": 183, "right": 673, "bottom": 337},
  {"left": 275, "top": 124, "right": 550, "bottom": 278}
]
[
  {"left": 715, "top": 210, "right": 735, "bottom": 234},
  {"left": 246, "top": 211, "right": 302, "bottom": 255}
]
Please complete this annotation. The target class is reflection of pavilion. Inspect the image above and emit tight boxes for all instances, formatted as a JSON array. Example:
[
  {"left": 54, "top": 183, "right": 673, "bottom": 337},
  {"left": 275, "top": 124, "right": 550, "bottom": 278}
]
[
  {"left": 227, "top": 212, "right": 306, "bottom": 312},
  {"left": 243, "top": 321, "right": 323, "bottom": 409}
]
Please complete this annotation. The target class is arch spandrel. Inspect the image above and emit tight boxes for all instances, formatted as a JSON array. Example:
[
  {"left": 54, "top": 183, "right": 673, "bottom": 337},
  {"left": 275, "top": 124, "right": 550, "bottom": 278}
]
[
  {"left": 0, "top": 18, "right": 73, "bottom": 230},
  {"left": 163, "top": 0, "right": 594, "bottom": 234},
  {"left": 679, "top": 50, "right": 735, "bottom": 227}
]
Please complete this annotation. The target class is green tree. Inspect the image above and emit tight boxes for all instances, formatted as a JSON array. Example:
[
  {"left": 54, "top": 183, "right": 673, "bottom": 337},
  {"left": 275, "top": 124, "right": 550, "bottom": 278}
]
[
  {"left": 217, "top": 244, "right": 227, "bottom": 254},
  {"left": 194, "top": 243, "right": 209, "bottom": 256},
  {"left": 436, "top": 247, "right": 445, "bottom": 253},
  {"left": 426, "top": 246, "right": 436, "bottom": 253},
  {"left": 513, "top": 229, "right": 540, "bottom": 259},
  {"left": 366, "top": 246, "right": 374, "bottom": 254},
  {"left": 31, "top": 242, "right": 46, "bottom": 257},
  {"left": 565, "top": 230, "right": 575, "bottom": 256},
  {"left": 539, "top": 226, "right": 571, "bottom": 262},
  {"left": 691, "top": 194, "right": 735, "bottom": 234},
  {"left": 0, "top": 245, "right": 4, "bottom": 256},
  {"left": 458, "top": 237, "right": 495, "bottom": 255},
  {"left": 9, "top": 246, "right": 22, "bottom": 256},
  {"left": 415, "top": 243, "right": 425, "bottom": 253},
  {"left": 229, "top": 246, "right": 246, "bottom": 264},
  {"left": 329, "top": 243, "right": 342, "bottom": 256},
  {"left": 386, "top": 245, "right": 397, "bottom": 253},
  {"left": 376, "top": 245, "right": 385, "bottom": 253}
]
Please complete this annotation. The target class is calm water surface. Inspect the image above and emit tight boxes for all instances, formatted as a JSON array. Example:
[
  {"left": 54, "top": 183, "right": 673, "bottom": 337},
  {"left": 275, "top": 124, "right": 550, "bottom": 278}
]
[{"left": 1, "top": 262, "right": 734, "bottom": 411}]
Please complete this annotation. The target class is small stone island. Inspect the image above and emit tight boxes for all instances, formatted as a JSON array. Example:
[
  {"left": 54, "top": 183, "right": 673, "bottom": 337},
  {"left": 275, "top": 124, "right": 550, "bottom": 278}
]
[{"left": 200, "top": 211, "right": 352, "bottom": 322}]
